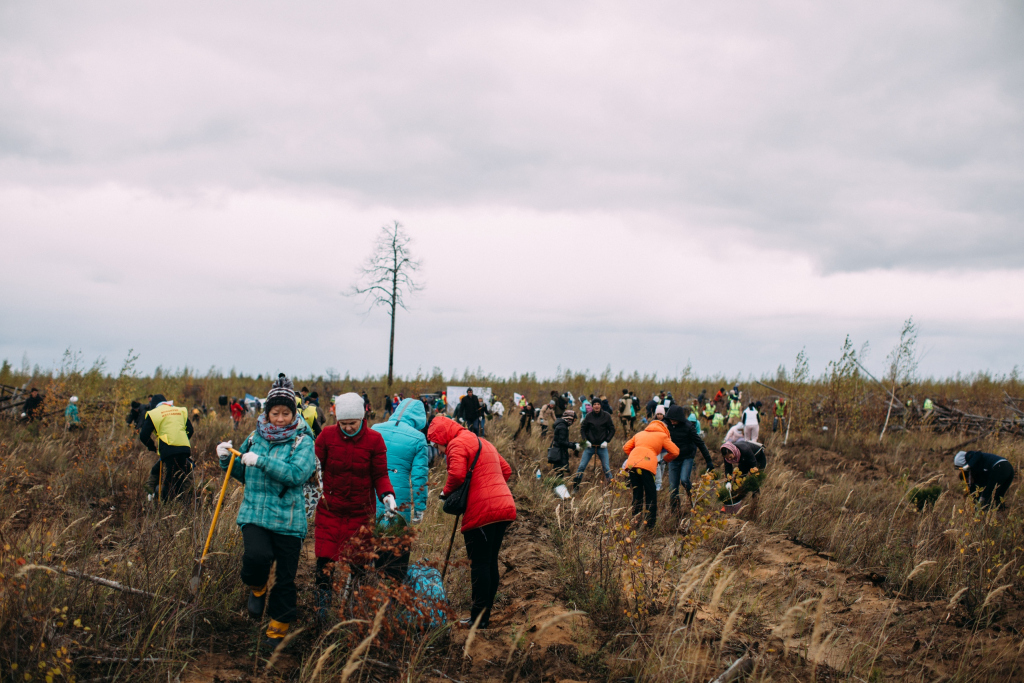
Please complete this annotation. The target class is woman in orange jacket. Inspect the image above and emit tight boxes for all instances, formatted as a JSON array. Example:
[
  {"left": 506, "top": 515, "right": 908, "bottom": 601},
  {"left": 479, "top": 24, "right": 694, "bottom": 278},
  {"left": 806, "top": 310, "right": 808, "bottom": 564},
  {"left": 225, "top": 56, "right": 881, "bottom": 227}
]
[{"left": 622, "top": 420, "right": 679, "bottom": 528}]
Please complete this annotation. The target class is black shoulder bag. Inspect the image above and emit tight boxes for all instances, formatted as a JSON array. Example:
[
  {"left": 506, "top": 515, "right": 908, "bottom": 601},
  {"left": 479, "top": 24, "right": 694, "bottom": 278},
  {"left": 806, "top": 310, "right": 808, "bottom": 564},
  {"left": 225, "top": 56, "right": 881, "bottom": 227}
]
[{"left": 442, "top": 437, "right": 483, "bottom": 516}]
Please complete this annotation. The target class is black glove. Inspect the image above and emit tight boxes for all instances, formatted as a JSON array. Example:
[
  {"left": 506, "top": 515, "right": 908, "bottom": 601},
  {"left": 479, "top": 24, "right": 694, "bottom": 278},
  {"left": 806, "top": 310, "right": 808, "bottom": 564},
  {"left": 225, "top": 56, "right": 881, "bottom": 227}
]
[{"left": 438, "top": 492, "right": 447, "bottom": 501}]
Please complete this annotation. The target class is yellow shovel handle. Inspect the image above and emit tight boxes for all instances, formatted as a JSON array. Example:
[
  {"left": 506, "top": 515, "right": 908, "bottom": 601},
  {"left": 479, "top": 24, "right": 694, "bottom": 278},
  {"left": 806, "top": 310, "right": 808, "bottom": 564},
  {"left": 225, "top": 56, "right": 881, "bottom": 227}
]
[{"left": 199, "top": 448, "right": 239, "bottom": 564}]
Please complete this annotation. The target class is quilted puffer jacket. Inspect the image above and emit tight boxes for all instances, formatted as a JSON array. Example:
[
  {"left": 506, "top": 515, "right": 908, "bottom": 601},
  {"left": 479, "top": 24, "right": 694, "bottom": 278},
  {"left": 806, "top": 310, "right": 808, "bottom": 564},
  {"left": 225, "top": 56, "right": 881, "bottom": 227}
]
[
  {"left": 223, "top": 420, "right": 317, "bottom": 538},
  {"left": 623, "top": 420, "right": 680, "bottom": 474},
  {"left": 428, "top": 416, "right": 516, "bottom": 533},
  {"left": 313, "top": 421, "right": 395, "bottom": 561},
  {"left": 373, "top": 398, "right": 429, "bottom": 522}
]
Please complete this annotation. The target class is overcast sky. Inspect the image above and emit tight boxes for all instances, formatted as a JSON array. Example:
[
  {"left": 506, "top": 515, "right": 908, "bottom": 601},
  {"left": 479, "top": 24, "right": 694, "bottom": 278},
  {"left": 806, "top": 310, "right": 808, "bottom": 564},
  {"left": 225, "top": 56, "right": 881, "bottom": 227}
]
[{"left": 2, "top": 1, "right": 1022, "bottom": 382}]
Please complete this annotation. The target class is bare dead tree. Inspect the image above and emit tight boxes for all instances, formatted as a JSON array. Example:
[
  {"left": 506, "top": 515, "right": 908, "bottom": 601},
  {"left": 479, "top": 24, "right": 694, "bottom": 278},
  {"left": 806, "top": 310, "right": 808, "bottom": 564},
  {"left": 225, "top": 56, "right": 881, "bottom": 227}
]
[
  {"left": 348, "top": 221, "right": 422, "bottom": 387},
  {"left": 880, "top": 317, "right": 918, "bottom": 441}
]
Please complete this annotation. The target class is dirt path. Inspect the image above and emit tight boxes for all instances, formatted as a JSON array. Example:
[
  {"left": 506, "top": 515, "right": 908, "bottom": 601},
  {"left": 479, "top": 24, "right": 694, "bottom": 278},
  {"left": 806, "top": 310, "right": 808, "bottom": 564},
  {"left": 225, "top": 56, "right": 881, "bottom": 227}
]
[
  {"left": 443, "top": 506, "right": 598, "bottom": 683},
  {"left": 715, "top": 509, "right": 1022, "bottom": 680}
]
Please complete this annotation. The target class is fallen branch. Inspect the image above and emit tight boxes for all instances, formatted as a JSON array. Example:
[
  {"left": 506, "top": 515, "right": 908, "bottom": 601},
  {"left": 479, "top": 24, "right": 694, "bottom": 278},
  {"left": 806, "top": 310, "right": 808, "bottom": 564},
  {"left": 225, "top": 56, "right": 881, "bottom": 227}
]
[
  {"left": 83, "top": 656, "right": 175, "bottom": 663},
  {"left": 709, "top": 653, "right": 753, "bottom": 683},
  {"left": 17, "top": 565, "right": 189, "bottom": 605}
]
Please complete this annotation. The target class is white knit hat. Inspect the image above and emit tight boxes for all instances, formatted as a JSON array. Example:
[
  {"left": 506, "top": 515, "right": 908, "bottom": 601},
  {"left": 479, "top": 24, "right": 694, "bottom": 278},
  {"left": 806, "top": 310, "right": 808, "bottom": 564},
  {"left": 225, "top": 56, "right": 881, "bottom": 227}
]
[
  {"left": 334, "top": 393, "right": 365, "bottom": 420},
  {"left": 69, "top": 396, "right": 78, "bottom": 403},
  {"left": 953, "top": 451, "right": 968, "bottom": 468}
]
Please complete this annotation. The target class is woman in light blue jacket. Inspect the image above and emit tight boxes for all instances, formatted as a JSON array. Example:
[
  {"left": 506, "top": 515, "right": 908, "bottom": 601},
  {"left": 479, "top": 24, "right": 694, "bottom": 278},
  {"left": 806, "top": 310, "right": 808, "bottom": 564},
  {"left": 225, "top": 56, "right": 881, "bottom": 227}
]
[{"left": 373, "top": 398, "right": 429, "bottom": 523}]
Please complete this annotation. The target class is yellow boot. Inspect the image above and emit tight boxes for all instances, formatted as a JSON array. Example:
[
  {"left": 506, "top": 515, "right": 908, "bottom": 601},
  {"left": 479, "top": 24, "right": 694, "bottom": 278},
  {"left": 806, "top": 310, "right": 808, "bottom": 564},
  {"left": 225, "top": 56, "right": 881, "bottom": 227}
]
[{"left": 263, "top": 619, "right": 290, "bottom": 650}]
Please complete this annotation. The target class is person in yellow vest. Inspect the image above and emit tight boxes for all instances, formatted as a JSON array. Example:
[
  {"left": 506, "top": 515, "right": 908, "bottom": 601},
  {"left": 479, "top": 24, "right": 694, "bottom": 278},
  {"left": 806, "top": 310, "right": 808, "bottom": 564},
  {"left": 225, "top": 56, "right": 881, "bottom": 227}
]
[
  {"left": 140, "top": 394, "right": 194, "bottom": 501},
  {"left": 922, "top": 397, "right": 935, "bottom": 424},
  {"left": 301, "top": 391, "right": 325, "bottom": 437},
  {"left": 727, "top": 398, "right": 743, "bottom": 427},
  {"left": 711, "top": 412, "right": 725, "bottom": 429},
  {"left": 773, "top": 398, "right": 788, "bottom": 432},
  {"left": 702, "top": 401, "right": 715, "bottom": 426}
]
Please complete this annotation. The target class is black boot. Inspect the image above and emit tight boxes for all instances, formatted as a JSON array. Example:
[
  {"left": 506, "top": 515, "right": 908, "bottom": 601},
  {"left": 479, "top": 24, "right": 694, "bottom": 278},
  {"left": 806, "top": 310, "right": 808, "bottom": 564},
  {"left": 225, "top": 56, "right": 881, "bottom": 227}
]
[
  {"left": 314, "top": 588, "right": 333, "bottom": 625},
  {"left": 247, "top": 586, "right": 266, "bottom": 619}
]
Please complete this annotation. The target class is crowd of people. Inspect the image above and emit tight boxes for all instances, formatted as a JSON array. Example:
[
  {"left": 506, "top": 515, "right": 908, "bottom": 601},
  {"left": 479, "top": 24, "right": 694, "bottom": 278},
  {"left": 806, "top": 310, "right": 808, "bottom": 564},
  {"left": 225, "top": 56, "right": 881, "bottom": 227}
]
[{"left": 17, "top": 375, "right": 1011, "bottom": 647}]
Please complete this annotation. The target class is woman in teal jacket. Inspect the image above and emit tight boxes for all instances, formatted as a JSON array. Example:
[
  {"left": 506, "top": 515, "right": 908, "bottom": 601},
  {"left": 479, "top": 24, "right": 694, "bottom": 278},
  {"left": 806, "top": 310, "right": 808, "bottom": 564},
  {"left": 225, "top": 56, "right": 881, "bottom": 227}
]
[
  {"left": 373, "top": 398, "right": 429, "bottom": 523},
  {"left": 215, "top": 374, "right": 316, "bottom": 649}
]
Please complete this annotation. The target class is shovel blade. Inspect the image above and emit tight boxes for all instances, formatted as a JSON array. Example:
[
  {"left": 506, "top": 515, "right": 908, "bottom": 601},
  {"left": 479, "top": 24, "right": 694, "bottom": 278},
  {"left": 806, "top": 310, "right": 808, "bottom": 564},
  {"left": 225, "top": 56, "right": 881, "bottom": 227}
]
[{"left": 188, "top": 561, "right": 204, "bottom": 595}]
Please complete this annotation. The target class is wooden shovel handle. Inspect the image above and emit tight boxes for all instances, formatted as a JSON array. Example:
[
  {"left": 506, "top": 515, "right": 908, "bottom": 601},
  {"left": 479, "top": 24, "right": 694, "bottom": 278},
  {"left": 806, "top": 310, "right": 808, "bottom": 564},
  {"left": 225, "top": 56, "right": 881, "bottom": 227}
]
[{"left": 198, "top": 448, "right": 239, "bottom": 564}]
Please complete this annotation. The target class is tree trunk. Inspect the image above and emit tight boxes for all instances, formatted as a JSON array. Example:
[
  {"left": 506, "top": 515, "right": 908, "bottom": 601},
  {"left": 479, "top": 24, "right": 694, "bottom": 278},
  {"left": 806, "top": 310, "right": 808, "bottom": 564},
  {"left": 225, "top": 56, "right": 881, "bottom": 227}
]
[
  {"left": 879, "top": 380, "right": 897, "bottom": 442},
  {"left": 387, "top": 304, "right": 396, "bottom": 388},
  {"left": 387, "top": 267, "right": 398, "bottom": 387}
]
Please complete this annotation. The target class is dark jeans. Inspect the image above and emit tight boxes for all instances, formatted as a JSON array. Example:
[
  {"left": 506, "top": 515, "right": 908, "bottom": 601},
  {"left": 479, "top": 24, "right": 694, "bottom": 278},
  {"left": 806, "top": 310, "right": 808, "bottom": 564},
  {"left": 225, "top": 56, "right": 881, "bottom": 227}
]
[
  {"left": 667, "top": 457, "right": 695, "bottom": 510},
  {"left": 513, "top": 416, "right": 532, "bottom": 438},
  {"left": 628, "top": 469, "right": 657, "bottom": 528},
  {"left": 240, "top": 524, "right": 302, "bottom": 623},
  {"left": 979, "top": 461, "right": 1015, "bottom": 510},
  {"left": 146, "top": 456, "right": 193, "bottom": 501},
  {"left": 463, "top": 521, "right": 510, "bottom": 628}
]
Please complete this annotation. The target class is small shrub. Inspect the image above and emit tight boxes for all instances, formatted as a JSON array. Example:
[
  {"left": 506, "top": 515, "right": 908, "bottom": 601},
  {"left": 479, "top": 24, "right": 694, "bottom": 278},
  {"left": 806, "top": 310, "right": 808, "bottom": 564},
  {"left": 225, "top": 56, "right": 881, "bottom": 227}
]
[{"left": 907, "top": 484, "right": 942, "bottom": 510}]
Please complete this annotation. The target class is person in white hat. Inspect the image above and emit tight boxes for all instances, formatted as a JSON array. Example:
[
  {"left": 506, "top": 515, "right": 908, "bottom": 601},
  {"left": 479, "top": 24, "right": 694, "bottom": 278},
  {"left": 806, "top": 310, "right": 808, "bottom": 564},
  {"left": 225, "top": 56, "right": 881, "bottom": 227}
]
[
  {"left": 954, "top": 450, "right": 1015, "bottom": 511},
  {"left": 312, "top": 392, "right": 397, "bottom": 622}
]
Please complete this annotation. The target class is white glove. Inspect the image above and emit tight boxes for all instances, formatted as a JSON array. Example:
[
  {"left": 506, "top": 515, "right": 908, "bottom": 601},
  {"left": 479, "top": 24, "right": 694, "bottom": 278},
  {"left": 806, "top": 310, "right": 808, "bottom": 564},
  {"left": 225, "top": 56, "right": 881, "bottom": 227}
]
[
  {"left": 241, "top": 452, "right": 260, "bottom": 467},
  {"left": 585, "top": 441, "right": 592, "bottom": 448},
  {"left": 216, "top": 441, "right": 233, "bottom": 461},
  {"left": 600, "top": 441, "right": 608, "bottom": 448},
  {"left": 412, "top": 510, "right": 423, "bottom": 524},
  {"left": 383, "top": 494, "right": 398, "bottom": 515}
]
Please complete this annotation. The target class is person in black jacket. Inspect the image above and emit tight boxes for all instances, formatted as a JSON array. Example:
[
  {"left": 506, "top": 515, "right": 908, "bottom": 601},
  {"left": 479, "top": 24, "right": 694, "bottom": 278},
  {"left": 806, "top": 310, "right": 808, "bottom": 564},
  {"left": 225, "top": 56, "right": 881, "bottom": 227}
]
[
  {"left": 573, "top": 401, "right": 616, "bottom": 490},
  {"left": 721, "top": 441, "right": 767, "bottom": 476},
  {"left": 22, "top": 388, "right": 44, "bottom": 421},
  {"left": 548, "top": 411, "right": 578, "bottom": 476},
  {"left": 139, "top": 394, "right": 195, "bottom": 500},
  {"left": 664, "top": 405, "right": 714, "bottom": 511},
  {"left": 955, "top": 450, "right": 1015, "bottom": 510},
  {"left": 645, "top": 395, "right": 660, "bottom": 420},
  {"left": 513, "top": 400, "right": 534, "bottom": 439},
  {"left": 552, "top": 391, "right": 567, "bottom": 415},
  {"left": 460, "top": 389, "right": 481, "bottom": 435}
]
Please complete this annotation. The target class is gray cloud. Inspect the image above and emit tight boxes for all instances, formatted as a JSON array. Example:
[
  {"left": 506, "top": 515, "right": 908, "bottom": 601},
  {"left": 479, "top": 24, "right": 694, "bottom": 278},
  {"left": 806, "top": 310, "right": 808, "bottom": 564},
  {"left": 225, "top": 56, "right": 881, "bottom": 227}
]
[{"left": 0, "top": 1, "right": 1021, "bottom": 272}]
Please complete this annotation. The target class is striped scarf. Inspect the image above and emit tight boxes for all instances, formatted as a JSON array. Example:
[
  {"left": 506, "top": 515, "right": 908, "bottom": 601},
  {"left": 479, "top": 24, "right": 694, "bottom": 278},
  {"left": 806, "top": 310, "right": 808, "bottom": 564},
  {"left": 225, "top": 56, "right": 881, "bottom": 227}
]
[{"left": 256, "top": 412, "right": 303, "bottom": 443}]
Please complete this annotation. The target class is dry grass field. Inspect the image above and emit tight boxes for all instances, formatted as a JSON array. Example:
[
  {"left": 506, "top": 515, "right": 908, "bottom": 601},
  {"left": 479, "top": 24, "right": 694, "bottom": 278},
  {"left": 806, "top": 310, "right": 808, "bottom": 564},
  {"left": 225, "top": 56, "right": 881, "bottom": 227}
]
[{"left": 2, "top": 359, "right": 1023, "bottom": 681}]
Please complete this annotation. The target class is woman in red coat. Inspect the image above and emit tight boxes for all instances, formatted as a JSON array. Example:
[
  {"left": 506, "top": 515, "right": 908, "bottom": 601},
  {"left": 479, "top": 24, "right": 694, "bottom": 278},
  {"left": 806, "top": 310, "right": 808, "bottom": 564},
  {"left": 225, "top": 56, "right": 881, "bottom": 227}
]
[
  {"left": 314, "top": 393, "right": 397, "bottom": 616},
  {"left": 428, "top": 415, "right": 516, "bottom": 628}
]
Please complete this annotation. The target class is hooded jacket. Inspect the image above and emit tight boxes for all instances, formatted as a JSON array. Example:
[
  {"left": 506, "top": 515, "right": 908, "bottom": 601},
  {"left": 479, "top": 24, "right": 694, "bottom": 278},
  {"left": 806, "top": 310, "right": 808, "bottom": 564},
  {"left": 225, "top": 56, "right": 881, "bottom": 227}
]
[
  {"left": 313, "top": 420, "right": 395, "bottom": 560},
  {"left": 623, "top": 420, "right": 680, "bottom": 473},
  {"left": 666, "top": 405, "right": 713, "bottom": 468},
  {"left": 223, "top": 419, "right": 317, "bottom": 538},
  {"left": 429, "top": 416, "right": 516, "bottom": 533},
  {"left": 580, "top": 409, "right": 616, "bottom": 445},
  {"left": 372, "top": 398, "right": 429, "bottom": 522}
]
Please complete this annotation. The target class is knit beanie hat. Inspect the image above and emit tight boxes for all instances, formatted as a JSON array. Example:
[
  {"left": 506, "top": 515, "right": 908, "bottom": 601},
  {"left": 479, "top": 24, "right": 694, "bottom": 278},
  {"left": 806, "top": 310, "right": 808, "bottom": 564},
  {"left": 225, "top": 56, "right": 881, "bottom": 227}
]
[
  {"left": 655, "top": 405, "right": 666, "bottom": 417},
  {"left": 265, "top": 374, "right": 296, "bottom": 413},
  {"left": 69, "top": 396, "right": 78, "bottom": 403},
  {"left": 953, "top": 451, "right": 968, "bottom": 468},
  {"left": 562, "top": 410, "right": 576, "bottom": 422},
  {"left": 334, "top": 393, "right": 365, "bottom": 420}
]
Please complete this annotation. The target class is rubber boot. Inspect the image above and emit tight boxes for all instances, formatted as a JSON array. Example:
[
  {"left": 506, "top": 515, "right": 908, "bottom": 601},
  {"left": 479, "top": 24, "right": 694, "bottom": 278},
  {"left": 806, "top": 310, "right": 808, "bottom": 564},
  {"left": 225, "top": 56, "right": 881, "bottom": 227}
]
[
  {"left": 314, "top": 588, "right": 333, "bottom": 625},
  {"left": 263, "top": 619, "right": 289, "bottom": 650},
  {"left": 247, "top": 584, "right": 267, "bottom": 619}
]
